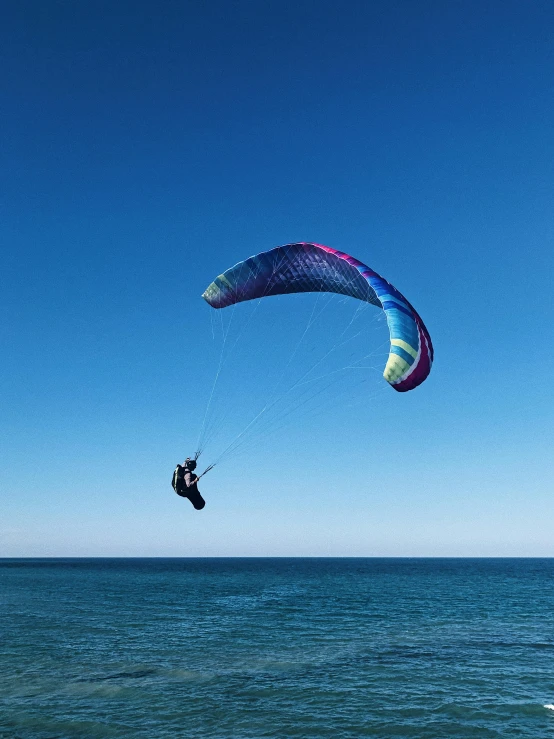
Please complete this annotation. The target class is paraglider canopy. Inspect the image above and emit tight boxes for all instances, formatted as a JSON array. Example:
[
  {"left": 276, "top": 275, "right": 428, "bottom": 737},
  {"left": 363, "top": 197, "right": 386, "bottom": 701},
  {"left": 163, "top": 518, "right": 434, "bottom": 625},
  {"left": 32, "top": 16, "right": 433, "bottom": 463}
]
[{"left": 202, "top": 243, "right": 433, "bottom": 392}]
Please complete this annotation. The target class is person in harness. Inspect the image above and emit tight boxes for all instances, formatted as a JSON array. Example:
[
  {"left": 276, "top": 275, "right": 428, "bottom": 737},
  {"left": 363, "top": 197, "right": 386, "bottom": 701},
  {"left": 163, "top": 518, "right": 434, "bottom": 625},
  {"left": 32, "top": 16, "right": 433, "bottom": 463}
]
[{"left": 172, "top": 458, "right": 206, "bottom": 510}]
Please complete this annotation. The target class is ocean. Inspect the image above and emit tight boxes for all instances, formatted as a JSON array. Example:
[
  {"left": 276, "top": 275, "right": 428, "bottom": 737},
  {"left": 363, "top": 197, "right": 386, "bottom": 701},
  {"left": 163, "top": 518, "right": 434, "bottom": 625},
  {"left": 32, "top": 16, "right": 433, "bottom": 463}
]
[{"left": 1, "top": 558, "right": 553, "bottom": 738}]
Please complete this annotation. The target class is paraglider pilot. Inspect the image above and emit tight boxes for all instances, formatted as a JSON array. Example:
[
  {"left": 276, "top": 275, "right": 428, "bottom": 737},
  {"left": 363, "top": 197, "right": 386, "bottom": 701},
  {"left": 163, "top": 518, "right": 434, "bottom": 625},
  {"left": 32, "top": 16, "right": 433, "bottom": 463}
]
[{"left": 172, "top": 458, "right": 206, "bottom": 510}]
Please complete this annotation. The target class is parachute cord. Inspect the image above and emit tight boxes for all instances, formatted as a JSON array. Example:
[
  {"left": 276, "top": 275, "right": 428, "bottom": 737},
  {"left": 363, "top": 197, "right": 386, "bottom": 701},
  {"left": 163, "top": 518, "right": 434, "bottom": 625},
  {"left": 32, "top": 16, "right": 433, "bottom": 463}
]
[
  {"left": 260, "top": 290, "right": 326, "bottom": 407},
  {"left": 293, "top": 338, "right": 390, "bottom": 387},
  {"left": 209, "top": 305, "right": 388, "bottom": 464},
  {"left": 195, "top": 250, "right": 293, "bottom": 455},
  {"left": 197, "top": 248, "right": 390, "bottom": 465},
  {"left": 198, "top": 249, "right": 361, "bottom": 454},
  {"left": 209, "top": 323, "right": 369, "bottom": 466},
  {"left": 215, "top": 366, "right": 388, "bottom": 462},
  {"left": 204, "top": 293, "right": 330, "bottom": 465},
  {"left": 195, "top": 303, "right": 236, "bottom": 455},
  {"left": 197, "top": 463, "right": 216, "bottom": 479}
]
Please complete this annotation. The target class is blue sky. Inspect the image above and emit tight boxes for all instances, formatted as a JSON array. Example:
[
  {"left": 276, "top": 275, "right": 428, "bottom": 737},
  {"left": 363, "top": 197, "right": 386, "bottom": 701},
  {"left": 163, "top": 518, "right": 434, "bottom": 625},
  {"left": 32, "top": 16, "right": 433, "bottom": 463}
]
[{"left": 1, "top": 0, "right": 553, "bottom": 556}]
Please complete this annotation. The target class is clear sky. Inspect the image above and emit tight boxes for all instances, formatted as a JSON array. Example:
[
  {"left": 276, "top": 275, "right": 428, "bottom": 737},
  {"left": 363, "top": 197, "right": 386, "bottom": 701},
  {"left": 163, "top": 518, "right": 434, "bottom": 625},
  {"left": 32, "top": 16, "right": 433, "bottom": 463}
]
[{"left": 1, "top": 0, "right": 553, "bottom": 556}]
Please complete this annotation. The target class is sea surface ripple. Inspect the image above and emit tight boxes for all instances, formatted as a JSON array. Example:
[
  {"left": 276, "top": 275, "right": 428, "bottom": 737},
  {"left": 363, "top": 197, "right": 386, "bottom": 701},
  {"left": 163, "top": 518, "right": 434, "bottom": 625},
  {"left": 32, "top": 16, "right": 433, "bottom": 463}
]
[{"left": 1, "top": 558, "right": 554, "bottom": 738}]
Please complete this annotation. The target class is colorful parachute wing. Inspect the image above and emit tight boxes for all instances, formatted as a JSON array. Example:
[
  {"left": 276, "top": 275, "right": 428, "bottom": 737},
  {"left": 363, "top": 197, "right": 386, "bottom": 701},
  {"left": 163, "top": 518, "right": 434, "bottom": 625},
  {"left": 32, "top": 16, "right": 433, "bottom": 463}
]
[{"left": 202, "top": 243, "right": 433, "bottom": 392}]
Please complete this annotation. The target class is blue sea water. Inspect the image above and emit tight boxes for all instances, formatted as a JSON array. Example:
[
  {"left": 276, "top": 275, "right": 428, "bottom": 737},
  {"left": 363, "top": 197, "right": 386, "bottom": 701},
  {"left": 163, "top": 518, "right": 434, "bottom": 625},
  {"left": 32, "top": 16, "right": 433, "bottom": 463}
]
[{"left": 1, "top": 558, "right": 554, "bottom": 738}]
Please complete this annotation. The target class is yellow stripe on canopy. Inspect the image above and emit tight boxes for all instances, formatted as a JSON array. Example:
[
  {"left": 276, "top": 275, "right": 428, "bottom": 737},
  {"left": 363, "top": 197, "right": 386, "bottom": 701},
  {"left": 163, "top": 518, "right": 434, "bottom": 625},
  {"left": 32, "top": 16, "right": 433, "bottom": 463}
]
[{"left": 391, "top": 339, "right": 418, "bottom": 359}]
